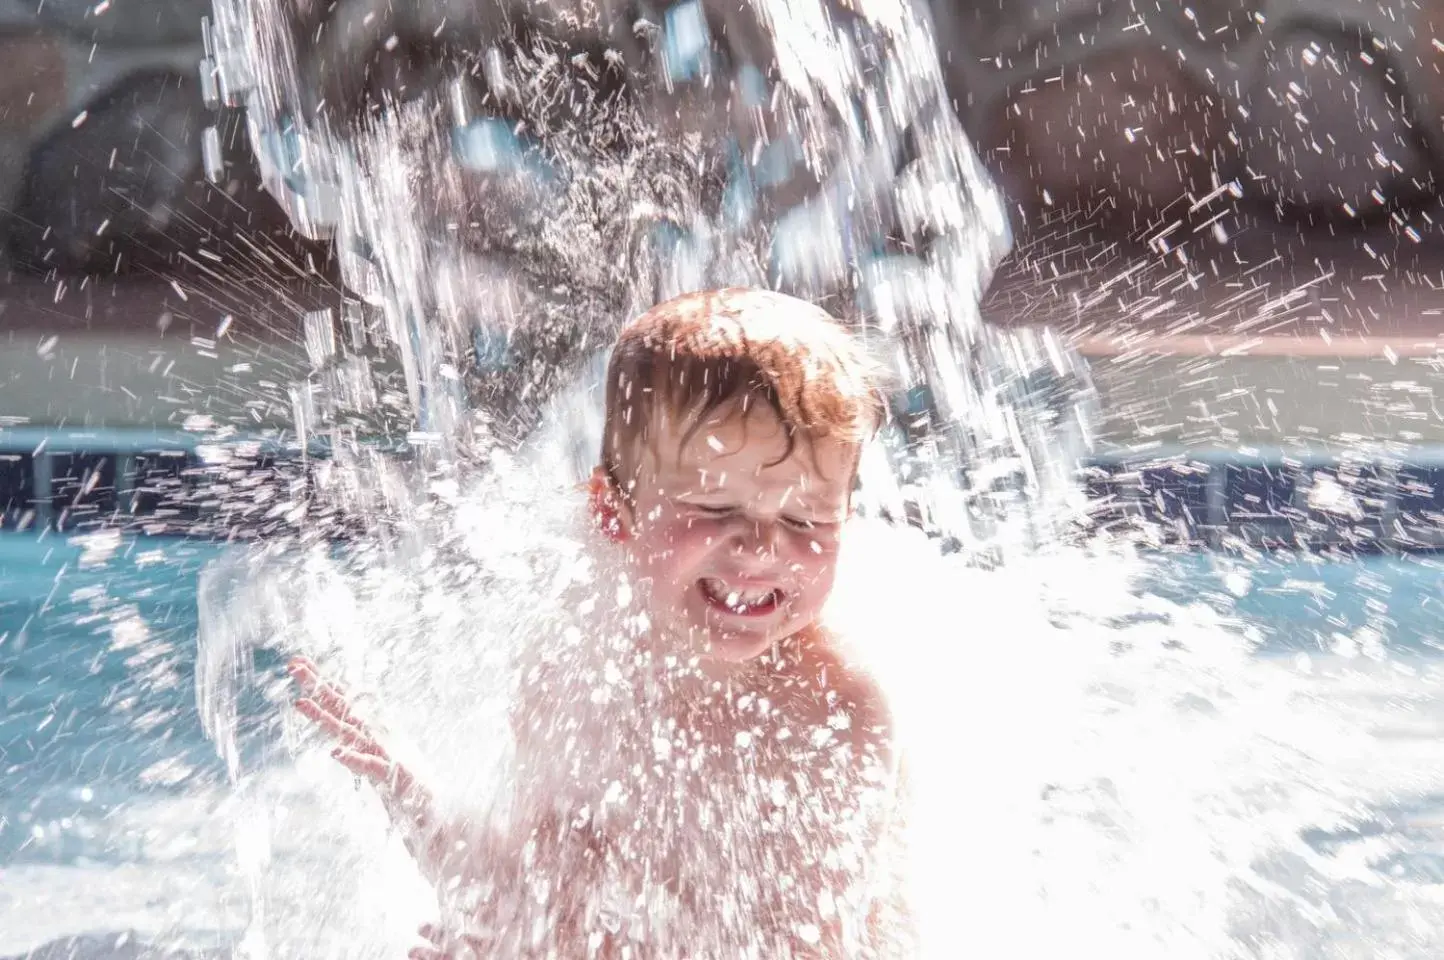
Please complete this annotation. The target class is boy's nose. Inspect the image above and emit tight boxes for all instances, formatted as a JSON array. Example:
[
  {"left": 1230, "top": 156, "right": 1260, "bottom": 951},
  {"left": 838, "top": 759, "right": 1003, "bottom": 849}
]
[{"left": 733, "top": 519, "right": 782, "bottom": 563}]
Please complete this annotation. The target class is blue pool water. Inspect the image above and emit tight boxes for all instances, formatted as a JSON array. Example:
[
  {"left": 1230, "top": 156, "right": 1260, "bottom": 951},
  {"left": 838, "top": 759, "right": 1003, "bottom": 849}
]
[
  {"left": 0, "top": 538, "right": 229, "bottom": 855},
  {"left": 5, "top": 526, "right": 1444, "bottom": 958}
]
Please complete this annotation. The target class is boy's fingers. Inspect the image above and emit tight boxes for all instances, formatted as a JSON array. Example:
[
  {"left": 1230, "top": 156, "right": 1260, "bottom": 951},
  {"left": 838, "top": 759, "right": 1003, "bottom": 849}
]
[
  {"left": 286, "top": 654, "right": 318, "bottom": 677},
  {"left": 332, "top": 748, "right": 430, "bottom": 809},
  {"left": 331, "top": 746, "right": 396, "bottom": 785},
  {"left": 417, "top": 924, "right": 443, "bottom": 945},
  {"left": 332, "top": 746, "right": 435, "bottom": 827},
  {"left": 289, "top": 658, "right": 441, "bottom": 841},
  {"left": 293, "top": 695, "right": 364, "bottom": 738},
  {"left": 286, "top": 657, "right": 367, "bottom": 727},
  {"left": 285, "top": 656, "right": 327, "bottom": 694},
  {"left": 308, "top": 683, "right": 367, "bottom": 728},
  {"left": 406, "top": 949, "right": 448, "bottom": 960},
  {"left": 295, "top": 698, "right": 386, "bottom": 756}
]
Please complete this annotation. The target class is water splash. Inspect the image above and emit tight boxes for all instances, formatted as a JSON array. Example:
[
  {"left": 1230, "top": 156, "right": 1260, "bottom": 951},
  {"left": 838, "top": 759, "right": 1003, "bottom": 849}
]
[
  {"left": 176, "top": 0, "right": 1444, "bottom": 957},
  {"left": 186, "top": 446, "right": 1444, "bottom": 959},
  {"left": 200, "top": 0, "right": 1094, "bottom": 544}
]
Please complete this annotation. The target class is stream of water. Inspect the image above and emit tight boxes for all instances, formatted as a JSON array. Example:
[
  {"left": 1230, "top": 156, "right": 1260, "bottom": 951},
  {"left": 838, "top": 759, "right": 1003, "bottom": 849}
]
[{"left": 6, "top": 0, "right": 1444, "bottom": 956}]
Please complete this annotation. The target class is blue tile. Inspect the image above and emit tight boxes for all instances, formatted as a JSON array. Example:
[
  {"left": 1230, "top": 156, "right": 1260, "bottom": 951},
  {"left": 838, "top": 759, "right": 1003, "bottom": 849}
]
[
  {"left": 1080, "top": 458, "right": 1214, "bottom": 544},
  {"left": 1395, "top": 465, "right": 1444, "bottom": 544},
  {"left": 1296, "top": 463, "right": 1389, "bottom": 550},
  {"left": 1137, "top": 462, "right": 1213, "bottom": 542},
  {"left": 1080, "top": 461, "right": 1135, "bottom": 531},
  {"left": 51, "top": 453, "right": 118, "bottom": 532},
  {"left": 123, "top": 451, "right": 202, "bottom": 530},
  {"left": 1396, "top": 466, "right": 1444, "bottom": 513},
  {"left": 1224, "top": 463, "right": 1300, "bottom": 522},
  {"left": 0, "top": 454, "right": 32, "bottom": 530}
]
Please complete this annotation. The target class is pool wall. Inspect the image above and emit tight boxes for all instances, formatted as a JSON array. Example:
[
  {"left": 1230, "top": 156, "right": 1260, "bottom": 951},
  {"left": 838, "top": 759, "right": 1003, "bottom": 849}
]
[
  {"left": 0, "top": 426, "right": 320, "bottom": 539},
  {"left": 3, "top": 425, "right": 1444, "bottom": 555},
  {"left": 1083, "top": 445, "right": 1444, "bottom": 553}
]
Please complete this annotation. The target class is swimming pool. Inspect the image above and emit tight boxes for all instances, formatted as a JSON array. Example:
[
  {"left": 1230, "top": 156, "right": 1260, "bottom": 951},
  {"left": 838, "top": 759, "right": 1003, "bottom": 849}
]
[{"left": 6, "top": 435, "right": 1444, "bottom": 957}]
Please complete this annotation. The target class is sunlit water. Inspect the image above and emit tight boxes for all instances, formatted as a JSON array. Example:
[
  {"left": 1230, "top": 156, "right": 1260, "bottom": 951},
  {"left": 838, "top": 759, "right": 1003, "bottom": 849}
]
[
  {"left": 8, "top": 526, "right": 1444, "bottom": 958},
  {"left": 5, "top": 0, "right": 1444, "bottom": 955}
]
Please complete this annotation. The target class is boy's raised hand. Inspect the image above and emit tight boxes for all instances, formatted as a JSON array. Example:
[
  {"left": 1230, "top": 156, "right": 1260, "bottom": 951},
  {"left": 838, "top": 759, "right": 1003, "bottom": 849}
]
[
  {"left": 288, "top": 658, "right": 495, "bottom": 958},
  {"left": 286, "top": 656, "right": 441, "bottom": 860}
]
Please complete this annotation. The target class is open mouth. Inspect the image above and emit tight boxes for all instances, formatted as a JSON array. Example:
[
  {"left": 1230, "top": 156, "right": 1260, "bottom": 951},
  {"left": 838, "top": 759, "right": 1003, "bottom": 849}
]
[{"left": 698, "top": 577, "right": 783, "bottom": 617}]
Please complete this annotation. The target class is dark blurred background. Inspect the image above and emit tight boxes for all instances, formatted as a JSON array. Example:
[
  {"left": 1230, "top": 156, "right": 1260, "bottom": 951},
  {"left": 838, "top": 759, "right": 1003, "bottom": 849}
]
[{"left": 1, "top": 0, "right": 1443, "bottom": 481}]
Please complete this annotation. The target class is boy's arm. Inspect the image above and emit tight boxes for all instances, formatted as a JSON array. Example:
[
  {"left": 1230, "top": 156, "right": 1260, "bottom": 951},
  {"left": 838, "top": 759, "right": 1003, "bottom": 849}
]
[
  {"left": 289, "top": 656, "right": 618, "bottom": 955},
  {"left": 288, "top": 656, "right": 471, "bottom": 885},
  {"left": 830, "top": 661, "right": 916, "bottom": 958}
]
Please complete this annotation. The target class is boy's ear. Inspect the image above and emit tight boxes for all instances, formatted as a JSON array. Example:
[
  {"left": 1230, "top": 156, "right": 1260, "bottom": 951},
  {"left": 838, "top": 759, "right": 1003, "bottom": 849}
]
[{"left": 589, "top": 466, "right": 631, "bottom": 543}]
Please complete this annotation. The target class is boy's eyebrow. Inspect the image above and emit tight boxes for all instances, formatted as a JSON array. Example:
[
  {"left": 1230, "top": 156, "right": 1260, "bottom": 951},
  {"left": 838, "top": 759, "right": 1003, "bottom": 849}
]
[{"left": 666, "top": 468, "right": 730, "bottom": 492}]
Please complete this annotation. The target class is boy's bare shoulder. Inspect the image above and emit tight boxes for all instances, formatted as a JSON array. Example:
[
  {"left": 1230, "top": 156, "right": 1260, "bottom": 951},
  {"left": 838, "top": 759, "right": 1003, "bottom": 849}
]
[
  {"left": 790, "top": 633, "right": 896, "bottom": 760},
  {"left": 807, "top": 638, "right": 888, "bottom": 703}
]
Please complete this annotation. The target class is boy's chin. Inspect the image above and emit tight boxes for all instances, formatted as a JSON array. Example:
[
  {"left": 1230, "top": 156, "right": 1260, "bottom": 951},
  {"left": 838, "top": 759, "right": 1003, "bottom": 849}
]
[
  {"left": 699, "top": 621, "right": 812, "bottom": 664},
  {"left": 702, "top": 632, "right": 776, "bottom": 663}
]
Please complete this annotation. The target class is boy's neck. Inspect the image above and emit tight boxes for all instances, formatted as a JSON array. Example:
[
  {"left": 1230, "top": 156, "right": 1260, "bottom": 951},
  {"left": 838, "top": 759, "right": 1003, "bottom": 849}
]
[{"left": 642, "top": 624, "right": 826, "bottom": 692}]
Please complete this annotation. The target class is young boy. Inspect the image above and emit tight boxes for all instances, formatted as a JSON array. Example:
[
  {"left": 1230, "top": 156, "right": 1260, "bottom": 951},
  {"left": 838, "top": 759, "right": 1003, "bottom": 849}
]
[{"left": 290, "top": 287, "right": 911, "bottom": 957}]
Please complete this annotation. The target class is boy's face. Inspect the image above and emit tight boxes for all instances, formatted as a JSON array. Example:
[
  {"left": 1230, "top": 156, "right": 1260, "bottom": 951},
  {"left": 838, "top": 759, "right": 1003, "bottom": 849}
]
[{"left": 611, "top": 401, "right": 855, "bottom": 663}]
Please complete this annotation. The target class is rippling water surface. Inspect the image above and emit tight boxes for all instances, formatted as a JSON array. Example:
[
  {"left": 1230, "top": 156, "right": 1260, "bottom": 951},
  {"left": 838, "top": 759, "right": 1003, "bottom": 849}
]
[{"left": 5, "top": 525, "right": 1444, "bottom": 959}]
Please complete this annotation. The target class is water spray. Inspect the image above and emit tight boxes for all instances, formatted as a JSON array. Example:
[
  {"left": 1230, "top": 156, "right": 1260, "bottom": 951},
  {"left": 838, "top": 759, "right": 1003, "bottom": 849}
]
[
  {"left": 196, "top": 0, "right": 1097, "bottom": 556},
  {"left": 190, "top": 2, "right": 1102, "bottom": 954}
]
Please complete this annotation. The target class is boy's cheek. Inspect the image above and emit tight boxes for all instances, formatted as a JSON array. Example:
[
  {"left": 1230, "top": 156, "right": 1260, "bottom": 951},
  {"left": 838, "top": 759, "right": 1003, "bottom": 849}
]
[
  {"left": 801, "top": 561, "right": 839, "bottom": 595},
  {"left": 628, "top": 521, "right": 711, "bottom": 573},
  {"left": 627, "top": 503, "right": 683, "bottom": 540},
  {"left": 789, "top": 533, "right": 841, "bottom": 567}
]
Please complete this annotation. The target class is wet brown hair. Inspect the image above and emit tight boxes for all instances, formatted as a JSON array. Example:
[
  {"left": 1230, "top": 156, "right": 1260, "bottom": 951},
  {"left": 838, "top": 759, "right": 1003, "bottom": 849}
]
[{"left": 600, "top": 287, "right": 888, "bottom": 496}]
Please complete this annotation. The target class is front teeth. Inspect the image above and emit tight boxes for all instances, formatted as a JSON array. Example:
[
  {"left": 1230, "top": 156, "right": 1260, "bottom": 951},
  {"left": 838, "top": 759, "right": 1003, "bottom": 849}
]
[
  {"left": 705, "top": 578, "right": 774, "bottom": 607},
  {"left": 728, "top": 587, "right": 770, "bottom": 605}
]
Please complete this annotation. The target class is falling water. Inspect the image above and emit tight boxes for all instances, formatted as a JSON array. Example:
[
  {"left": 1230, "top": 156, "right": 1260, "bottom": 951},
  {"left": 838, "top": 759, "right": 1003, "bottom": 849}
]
[
  {"left": 197, "top": 0, "right": 1095, "bottom": 543},
  {"left": 166, "top": 0, "right": 1444, "bottom": 958}
]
